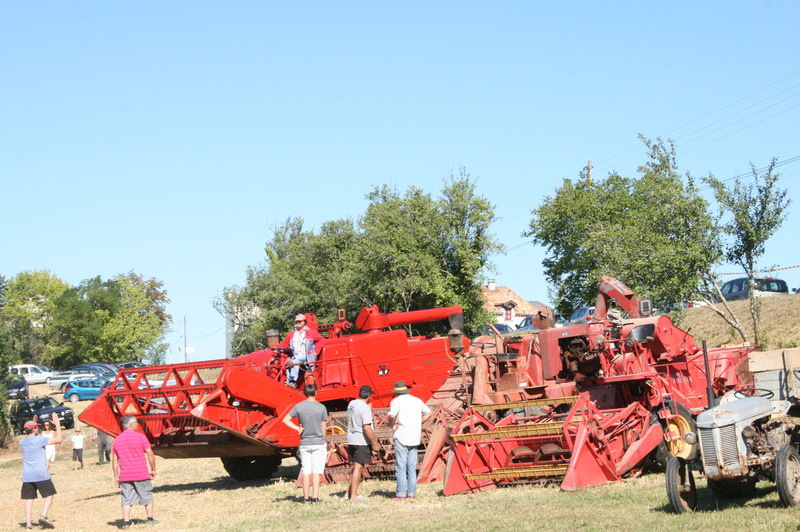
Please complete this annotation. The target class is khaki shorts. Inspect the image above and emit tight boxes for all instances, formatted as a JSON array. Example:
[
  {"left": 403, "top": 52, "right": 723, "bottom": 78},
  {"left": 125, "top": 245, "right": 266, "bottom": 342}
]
[
  {"left": 120, "top": 479, "right": 154, "bottom": 507},
  {"left": 298, "top": 444, "right": 327, "bottom": 475}
]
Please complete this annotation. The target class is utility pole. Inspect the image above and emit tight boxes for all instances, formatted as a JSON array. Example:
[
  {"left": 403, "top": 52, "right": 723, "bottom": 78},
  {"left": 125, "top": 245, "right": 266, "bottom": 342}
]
[
  {"left": 184, "top": 315, "right": 188, "bottom": 363},
  {"left": 588, "top": 160, "right": 593, "bottom": 182}
]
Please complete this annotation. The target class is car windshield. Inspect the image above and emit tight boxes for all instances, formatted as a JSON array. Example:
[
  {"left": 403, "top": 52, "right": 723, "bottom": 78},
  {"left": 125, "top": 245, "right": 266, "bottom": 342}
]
[
  {"left": 31, "top": 397, "right": 60, "bottom": 410},
  {"left": 37, "top": 366, "right": 53, "bottom": 372}
]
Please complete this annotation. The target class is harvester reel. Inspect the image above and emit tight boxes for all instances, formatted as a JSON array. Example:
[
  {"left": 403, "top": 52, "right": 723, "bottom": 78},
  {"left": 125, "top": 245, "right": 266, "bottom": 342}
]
[{"left": 665, "top": 457, "right": 696, "bottom": 513}]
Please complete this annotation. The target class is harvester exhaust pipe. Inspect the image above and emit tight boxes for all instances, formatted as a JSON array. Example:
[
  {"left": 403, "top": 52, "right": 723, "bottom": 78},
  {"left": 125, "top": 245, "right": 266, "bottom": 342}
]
[{"left": 702, "top": 340, "right": 715, "bottom": 410}]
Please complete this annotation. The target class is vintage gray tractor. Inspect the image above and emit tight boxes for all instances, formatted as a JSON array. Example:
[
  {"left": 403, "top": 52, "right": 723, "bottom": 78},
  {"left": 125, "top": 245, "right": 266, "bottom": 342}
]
[{"left": 666, "top": 388, "right": 800, "bottom": 512}]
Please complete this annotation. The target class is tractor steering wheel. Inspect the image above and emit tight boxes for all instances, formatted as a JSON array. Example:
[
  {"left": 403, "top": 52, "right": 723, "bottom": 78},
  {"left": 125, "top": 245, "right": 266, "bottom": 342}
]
[{"left": 733, "top": 387, "right": 775, "bottom": 400}]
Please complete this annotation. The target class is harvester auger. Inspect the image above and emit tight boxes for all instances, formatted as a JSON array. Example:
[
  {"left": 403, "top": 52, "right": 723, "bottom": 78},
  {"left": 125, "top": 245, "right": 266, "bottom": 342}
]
[
  {"left": 442, "top": 276, "right": 755, "bottom": 495},
  {"left": 79, "top": 304, "right": 469, "bottom": 481}
]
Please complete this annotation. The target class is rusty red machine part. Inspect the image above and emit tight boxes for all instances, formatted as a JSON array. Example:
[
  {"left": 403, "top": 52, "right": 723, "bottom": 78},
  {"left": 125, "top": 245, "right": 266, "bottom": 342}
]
[
  {"left": 440, "top": 277, "right": 755, "bottom": 495},
  {"left": 79, "top": 305, "right": 468, "bottom": 480}
]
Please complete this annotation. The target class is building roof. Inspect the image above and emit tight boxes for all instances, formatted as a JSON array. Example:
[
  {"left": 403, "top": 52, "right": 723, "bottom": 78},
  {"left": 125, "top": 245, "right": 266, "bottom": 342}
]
[{"left": 481, "top": 285, "right": 540, "bottom": 316}]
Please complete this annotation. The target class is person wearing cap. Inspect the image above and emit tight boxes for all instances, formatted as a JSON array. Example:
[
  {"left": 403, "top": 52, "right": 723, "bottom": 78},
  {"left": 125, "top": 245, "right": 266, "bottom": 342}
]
[
  {"left": 282, "top": 383, "right": 329, "bottom": 504},
  {"left": 345, "top": 385, "right": 379, "bottom": 500},
  {"left": 272, "top": 313, "right": 326, "bottom": 388},
  {"left": 386, "top": 381, "right": 431, "bottom": 501},
  {"left": 20, "top": 414, "right": 61, "bottom": 529}
]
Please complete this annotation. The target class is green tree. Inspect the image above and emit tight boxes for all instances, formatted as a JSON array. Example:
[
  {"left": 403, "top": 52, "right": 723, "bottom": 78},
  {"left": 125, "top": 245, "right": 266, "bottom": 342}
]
[
  {"left": 526, "top": 137, "right": 719, "bottom": 312},
  {"left": 49, "top": 273, "right": 171, "bottom": 368},
  {"left": 0, "top": 275, "right": 16, "bottom": 446},
  {"left": 4, "top": 270, "right": 69, "bottom": 366},
  {"left": 221, "top": 169, "right": 500, "bottom": 355},
  {"left": 701, "top": 159, "right": 791, "bottom": 346}
]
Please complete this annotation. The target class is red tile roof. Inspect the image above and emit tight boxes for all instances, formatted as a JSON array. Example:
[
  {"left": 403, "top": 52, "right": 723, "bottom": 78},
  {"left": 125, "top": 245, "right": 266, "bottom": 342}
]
[{"left": 481, "top": 285, "right": 539, "bottom": 317}]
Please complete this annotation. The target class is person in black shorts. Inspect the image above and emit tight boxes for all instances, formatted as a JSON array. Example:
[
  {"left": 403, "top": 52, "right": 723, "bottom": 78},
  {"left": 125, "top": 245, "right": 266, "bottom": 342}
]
[
  {"left": 20, "top": 415, "right": 62, "bottom": 529},
  {"left": 345, "top": 385, "right": 379, "bottom": 500}
]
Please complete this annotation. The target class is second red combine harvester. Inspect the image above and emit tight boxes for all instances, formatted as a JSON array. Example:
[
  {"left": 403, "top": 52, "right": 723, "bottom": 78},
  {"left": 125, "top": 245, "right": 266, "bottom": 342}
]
[
  {"left": 80, "top": 305, "right": 468, "bottom": 480},
  {"left": 441, "top": 277, "right": 754, "bottom": 495}
]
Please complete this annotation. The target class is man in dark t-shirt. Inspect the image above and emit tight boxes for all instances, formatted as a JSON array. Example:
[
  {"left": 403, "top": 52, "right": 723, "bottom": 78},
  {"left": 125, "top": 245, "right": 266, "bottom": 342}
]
[{"left": 283, "top": 384, "right": 329, "bottom": 503}]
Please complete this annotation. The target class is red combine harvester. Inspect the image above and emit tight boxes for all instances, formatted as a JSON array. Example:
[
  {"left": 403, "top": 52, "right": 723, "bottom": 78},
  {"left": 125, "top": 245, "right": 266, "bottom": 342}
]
[
  {"left": 442, "top": 277, "right": 755, "bottom": 495},
  {"left": 79, "top": 305, "right": 468, "bottom": 481}
]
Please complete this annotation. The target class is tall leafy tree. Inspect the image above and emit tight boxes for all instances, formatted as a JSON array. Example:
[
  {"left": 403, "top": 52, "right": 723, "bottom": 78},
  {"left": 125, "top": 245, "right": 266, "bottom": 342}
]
[
  {"left": 0, "top": 275, "right": 16, "bottom": 445},
  {"left": 701, "top": 159, "right": 791, "bottom": 346},
  {"left": 526, "top": 137, "right": 719, "bottom": 312},
  {"left": 4, "top": 270, "right": 69, "bottom": 365},
  {"left": 221, "top": 169, "right": 500, "bottom": 355}
]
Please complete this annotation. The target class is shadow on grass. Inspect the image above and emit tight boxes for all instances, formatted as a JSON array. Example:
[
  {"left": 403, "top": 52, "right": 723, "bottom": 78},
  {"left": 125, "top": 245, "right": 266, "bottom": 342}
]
[
  {"left": 78, "top": 462, "right": 303, "bottom": 502},
  {"left": 654, "top": 482, "right": 780, "bottom": 513}
]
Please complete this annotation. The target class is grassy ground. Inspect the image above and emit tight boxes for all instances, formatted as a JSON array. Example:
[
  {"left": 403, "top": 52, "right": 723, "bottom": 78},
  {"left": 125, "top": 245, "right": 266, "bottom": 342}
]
[
  {"left": 680, "top": 293, "right": 800, "bottom": 350},
  {"left": 4, "top": 298, "right": 800, "bottom": 532}
]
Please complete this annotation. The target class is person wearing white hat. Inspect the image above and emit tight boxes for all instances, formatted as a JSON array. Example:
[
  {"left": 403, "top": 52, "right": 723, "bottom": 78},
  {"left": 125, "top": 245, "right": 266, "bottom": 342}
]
[
  {"left": 386, "top": 381, "right": 431, "bottom": 501},
  {"left": 272, "top": 313, "right": 326, "bottom": 388}
]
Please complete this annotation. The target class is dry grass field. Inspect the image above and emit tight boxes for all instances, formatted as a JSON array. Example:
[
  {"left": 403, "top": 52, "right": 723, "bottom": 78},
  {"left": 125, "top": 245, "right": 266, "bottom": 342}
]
[{"left": 3, "top": 297, "right": 800, "bottom": 531}]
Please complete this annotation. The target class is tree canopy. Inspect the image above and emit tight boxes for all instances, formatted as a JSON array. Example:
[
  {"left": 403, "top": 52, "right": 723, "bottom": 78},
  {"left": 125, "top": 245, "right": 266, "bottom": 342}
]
[
  {"left": 220, "top": 168, "right": 502, "bottom": 355},
  {"left": 1, "top": 270, "right": 171, "bottom": 369},
  {"left": 525, "top": 137, "right": 719, "bottom": 312}
]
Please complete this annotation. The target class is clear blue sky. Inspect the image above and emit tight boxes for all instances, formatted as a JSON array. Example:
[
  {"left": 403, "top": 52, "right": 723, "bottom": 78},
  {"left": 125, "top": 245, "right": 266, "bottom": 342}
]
[{"left": 3, "top": 3, "right": 799, "bottom": 363}]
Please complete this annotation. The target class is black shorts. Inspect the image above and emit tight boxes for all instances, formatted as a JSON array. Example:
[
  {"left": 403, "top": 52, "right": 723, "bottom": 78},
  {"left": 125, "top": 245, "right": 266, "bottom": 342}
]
[
  {"left": 347, "top": 445, "right": 371, "bottom": 465},
  {"left": 21, "top": 479, "right": 57, "bottom": 500},
  {"left": 73, "top": 449, "right": 83, "bottom": 461}
]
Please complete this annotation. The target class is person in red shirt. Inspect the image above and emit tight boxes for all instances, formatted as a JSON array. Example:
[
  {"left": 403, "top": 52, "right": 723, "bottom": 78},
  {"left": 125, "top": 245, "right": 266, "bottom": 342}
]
[
  {"left": 111, "top": 415, "right": 159, "bottom": 529},
  {"left": 272, "top": 313, "right": 325, "bottom": 388}
]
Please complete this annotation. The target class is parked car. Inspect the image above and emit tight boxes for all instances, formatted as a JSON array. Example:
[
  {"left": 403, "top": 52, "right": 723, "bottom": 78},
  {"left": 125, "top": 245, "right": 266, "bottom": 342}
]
[
  {"left": 114, "top": 361, "right": 146, "bottom": 369},
  {"left": 476, "top": 322, "right": 516, "bottom": 336},
  {"left": 7, "top": 377, "right": 29, "bottom": 399},
  {"left": 9, "top": 396, "right": 75, "bottom": 434},
  {"left": 72, "top": 363, "right": 118, "bottom": 378},
  {"left": 63, "top": 378, "right": 113, "bottom": 403},
  {"left": 511, "top": 316, "right": 541, "bottom": 334},
  {"left": 720, "top": 277, "right": 789, "bottom": 301},
  {"left": 48, "top": 368, "right": 101, "bottom": 391},
  {"left": 8, "top": 364, "right": 55, "bottom": 385},
  {"left": 564, "top": 306, "right": 596, "bottom": 326}
]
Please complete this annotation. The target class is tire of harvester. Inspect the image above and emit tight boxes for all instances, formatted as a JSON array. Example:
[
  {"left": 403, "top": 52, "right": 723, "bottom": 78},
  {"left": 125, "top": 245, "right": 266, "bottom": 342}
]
[
  {"left": 649, "top": 402, "right": 697, "bottom": 469},
  {"left": 221, "top": 456, "right": 282, "bottom": 481}
]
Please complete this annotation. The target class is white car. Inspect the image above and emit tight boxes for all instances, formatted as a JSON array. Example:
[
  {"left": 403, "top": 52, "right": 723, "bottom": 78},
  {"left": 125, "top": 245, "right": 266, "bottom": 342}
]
[{"left": 8, "top": 364, "right": 55, "bottom": 385}]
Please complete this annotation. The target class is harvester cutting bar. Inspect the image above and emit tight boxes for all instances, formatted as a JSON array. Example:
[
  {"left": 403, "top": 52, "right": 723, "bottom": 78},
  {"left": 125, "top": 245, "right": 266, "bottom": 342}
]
[
  {"left": 450, "top": 422, "right": 564, "bottom": 441},
  {"left": 465, "top": 463, "right": 570, "bottom": 480}
]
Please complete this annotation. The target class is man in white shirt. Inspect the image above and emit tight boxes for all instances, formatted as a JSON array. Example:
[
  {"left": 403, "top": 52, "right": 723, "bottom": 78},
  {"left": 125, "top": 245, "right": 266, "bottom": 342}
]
[{"left": 386, "top": 381, "right": 431, "bottom": 501}]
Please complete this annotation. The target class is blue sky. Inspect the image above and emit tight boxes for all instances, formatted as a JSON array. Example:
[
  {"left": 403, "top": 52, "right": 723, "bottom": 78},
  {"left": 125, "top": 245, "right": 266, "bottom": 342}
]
[{"left": 3, "top": 3, "right": 799, "bottom": 363}]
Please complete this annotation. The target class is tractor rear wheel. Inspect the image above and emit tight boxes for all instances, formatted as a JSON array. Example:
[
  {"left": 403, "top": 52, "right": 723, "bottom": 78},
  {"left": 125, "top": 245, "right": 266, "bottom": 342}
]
[
  {"left": 776, "top": 444, "right": 800, "bottom": 507},
  {"left": 650, "top": 403, "right": 697, "bottom": 469},
  {"left": 665, "top": 457, "right": 696, "bottom": 513},
  {"left": 221, "top": 456, "right": 282, "bottom": 481}
]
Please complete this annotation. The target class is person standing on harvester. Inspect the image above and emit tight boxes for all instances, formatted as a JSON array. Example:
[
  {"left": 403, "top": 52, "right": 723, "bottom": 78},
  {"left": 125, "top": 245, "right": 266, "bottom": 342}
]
[
  {"left": 386, "top": 381, "right": 431, "bottom": 501},
  {"left": 282, "top": 383, "right": 329, "bottom": 504},
  {"left": 273, "top": 313, "right": 325, "bottom": 388}
]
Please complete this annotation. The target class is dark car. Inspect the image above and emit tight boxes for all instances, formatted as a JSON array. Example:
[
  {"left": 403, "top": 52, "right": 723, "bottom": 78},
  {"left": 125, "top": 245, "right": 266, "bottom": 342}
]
[
  {"left": 63, "top": 378, "right": 113, "bottom": 402},
  {"left": 476, "top": 322, "right": 516, "bottom": 336},
  {"left": 720, "top": 277, "right": 789, "bottom": 301},
  {"left": 115, "top": 361, "right": 146, "bottom": 370},
  {"left": 9, "top": 396, "right": 75, "bottom": 434},
  {"left": 512, "top": 316, "right": 541, "bottom": 334},
  {"left": 7, "top": 377, "right": 29, "bottom": 400}
]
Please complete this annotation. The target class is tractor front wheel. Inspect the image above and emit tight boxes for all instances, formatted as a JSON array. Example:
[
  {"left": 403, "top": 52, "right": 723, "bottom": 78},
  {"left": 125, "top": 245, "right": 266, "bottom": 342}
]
[
  {"left": 221, "top": 456, "right": 282, "bottom": 481},
  {"left": 650, "top": 403, "right": 697, "bottom": 469},
  {"left": 776, "top": 445, "right": 800, "bottom": 507},
  {"left": 665, "top": 456, "right": 696, "bottom": 513}
]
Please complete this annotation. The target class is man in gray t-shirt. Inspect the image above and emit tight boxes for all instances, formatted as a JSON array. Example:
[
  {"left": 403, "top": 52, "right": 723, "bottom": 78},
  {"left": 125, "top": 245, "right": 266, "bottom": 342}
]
[
  {"left": 283, "top": 384, "right": 329, "bottom": 503},
  {"left": 345, "top": 385, "right": 378, "bottom": 500}
]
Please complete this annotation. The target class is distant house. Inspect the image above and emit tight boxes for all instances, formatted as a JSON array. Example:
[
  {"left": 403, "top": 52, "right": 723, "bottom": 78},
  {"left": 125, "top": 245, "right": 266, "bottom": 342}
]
[{"left": 481, "top": 280, "right": 540, "bottom": 328}]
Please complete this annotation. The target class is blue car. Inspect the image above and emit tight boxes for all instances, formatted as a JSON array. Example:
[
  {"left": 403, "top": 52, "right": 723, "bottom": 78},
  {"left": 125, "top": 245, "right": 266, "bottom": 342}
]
[{"left": 63, "top": 378, "right": 112, "bottom": 403}]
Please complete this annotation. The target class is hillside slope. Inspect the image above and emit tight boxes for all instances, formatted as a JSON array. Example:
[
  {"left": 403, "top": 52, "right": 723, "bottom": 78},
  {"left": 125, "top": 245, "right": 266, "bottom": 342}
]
[{"left": 679, "top": 292, "right": 800, "bottom": 350}]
